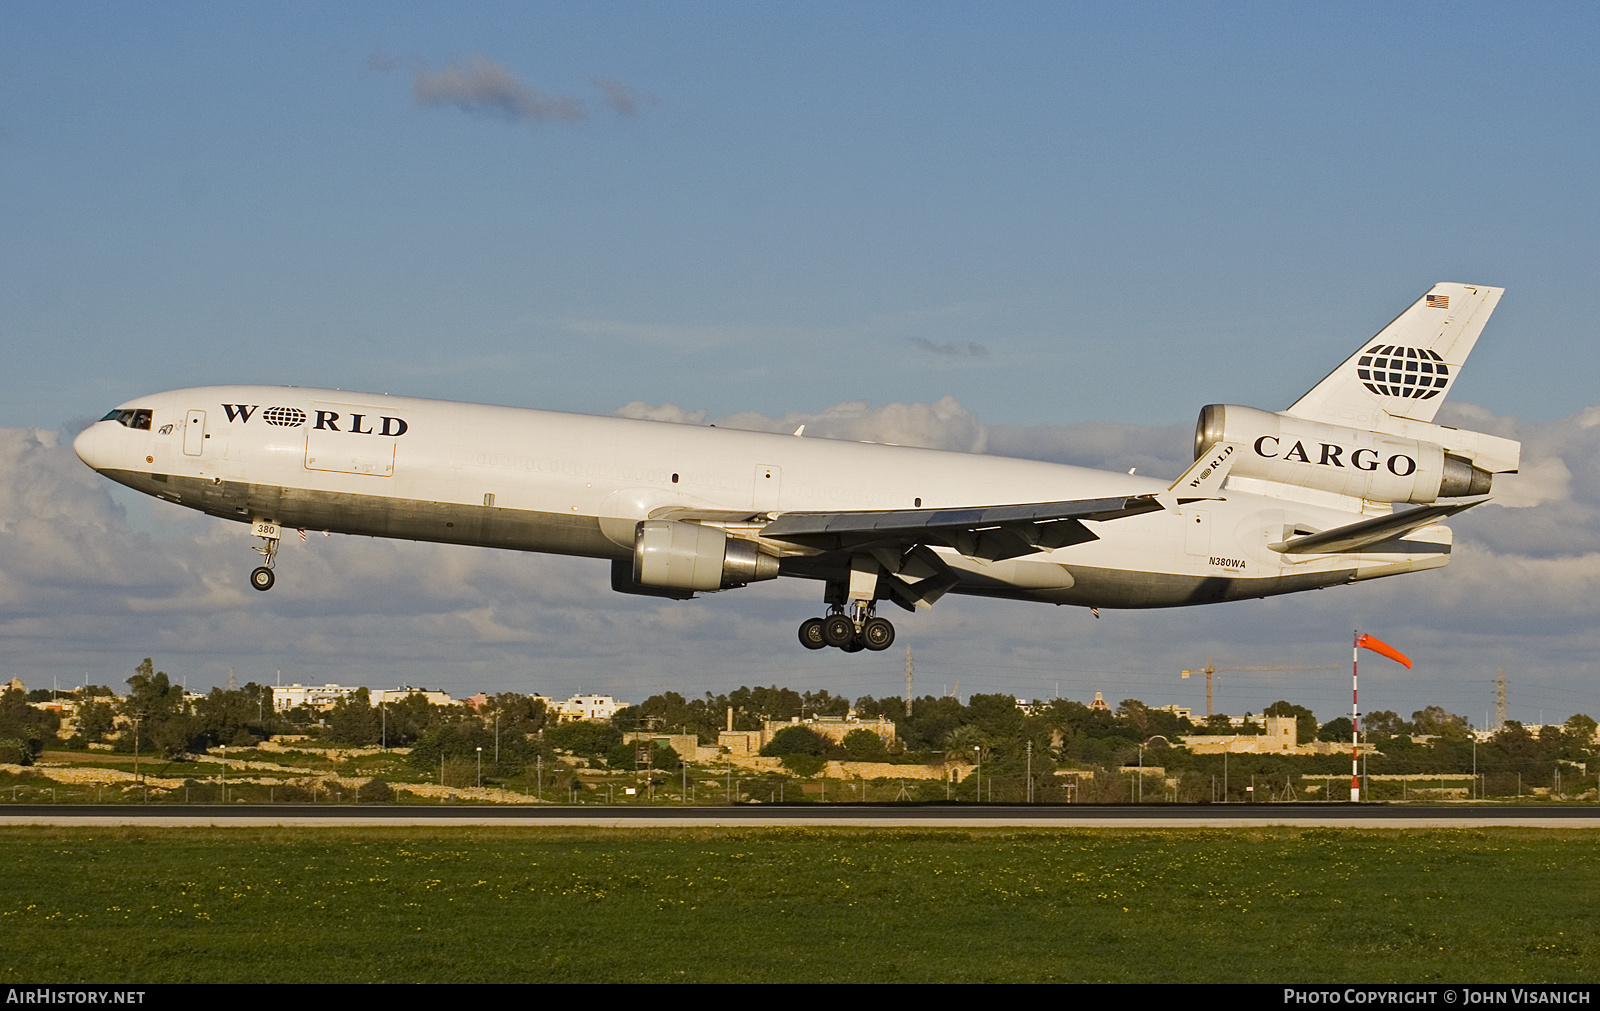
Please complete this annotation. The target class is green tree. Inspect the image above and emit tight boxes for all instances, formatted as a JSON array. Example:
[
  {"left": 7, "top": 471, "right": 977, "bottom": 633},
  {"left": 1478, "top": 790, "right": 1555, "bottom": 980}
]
[
  {"left": 1205, "top": 713, "right": 1236, "bottom": 734},
  {"left": 760, "top": 726, "right": 828, "bottom": 757},
  {"left": 410, "top": 721, "right": 540, "bottom": 779},
  {"left": 544, "top": 719, "right": 622, "bottom": 757},
  {"left": 842, "top": 728, "right": 889, "bottom": 762},
  {"left": 0, "top": 688, "right": 58, "bottom": 759},
  {"left": 194, "top": 682, "right": 274, "bottom": 748},
  {"left": 119, "top": 659, "right": 198, "bottom": 758},
  {"left": 1412, "top": 706, "right": 1472, "bottom": 741},
  {"left": 1318, "top": 716, "right": 1355, "bottom": 743},
  {"left": 485, "top": 693, "right": 548, "bottom": 736},
  {"left": 1365, "top": 710, "right": 1410, "bottom": 736},
  {"left": 74, "top": 696, "right": 116, "bottom": 744},
  {"left": 324, "top": 689, "right": 382, "bottom": 746}
]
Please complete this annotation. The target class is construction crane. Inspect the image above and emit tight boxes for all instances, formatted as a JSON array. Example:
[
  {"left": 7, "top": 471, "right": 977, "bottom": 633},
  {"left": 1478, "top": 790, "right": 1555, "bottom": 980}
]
[{"left": 1180, "top": 657, "right": 1342, "bottom": 719}]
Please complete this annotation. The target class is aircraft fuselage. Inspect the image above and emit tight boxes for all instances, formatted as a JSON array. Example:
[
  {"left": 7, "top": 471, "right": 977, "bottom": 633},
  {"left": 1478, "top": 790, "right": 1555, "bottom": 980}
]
[{"left": 73, "top": 385, "right": 1449, "bottom": 612}]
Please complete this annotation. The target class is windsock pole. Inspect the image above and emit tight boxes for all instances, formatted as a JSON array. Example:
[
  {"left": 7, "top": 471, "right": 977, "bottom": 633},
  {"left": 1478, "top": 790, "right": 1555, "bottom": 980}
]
[
  {"left": 1350, "top": 631, "right": 1361, "bottom": 803},
  {"left": 1349, "top": 632, "right": 1414, "bottom": 803}
]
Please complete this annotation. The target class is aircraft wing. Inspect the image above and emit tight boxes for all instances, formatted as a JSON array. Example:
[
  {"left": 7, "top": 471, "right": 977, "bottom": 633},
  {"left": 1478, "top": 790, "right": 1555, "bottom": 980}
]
[
  {"left": 759, "top": 494, "right": 1163, "bottom": 561},
  {"left": 1269, "top": 499, "right": 1487, "bottom": 555},
  {"left": 758, "top": 443, "right": 1238, "bottom": 562}
]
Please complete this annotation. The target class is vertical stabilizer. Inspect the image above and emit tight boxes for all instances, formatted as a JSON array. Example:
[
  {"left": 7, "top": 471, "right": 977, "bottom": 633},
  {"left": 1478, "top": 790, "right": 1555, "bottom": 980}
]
[{"left": 1285, "top": 283, "right": 1503, "bottom": 425}]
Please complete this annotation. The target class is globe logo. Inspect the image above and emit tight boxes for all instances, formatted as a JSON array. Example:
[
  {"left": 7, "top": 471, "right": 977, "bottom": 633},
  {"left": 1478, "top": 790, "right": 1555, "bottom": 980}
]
[
  {"left": 262, "top": 406, "right": 308, "bottom": 427},
  {"left": 1355, "top": 345, "right": 1451, "bottom": 400}
]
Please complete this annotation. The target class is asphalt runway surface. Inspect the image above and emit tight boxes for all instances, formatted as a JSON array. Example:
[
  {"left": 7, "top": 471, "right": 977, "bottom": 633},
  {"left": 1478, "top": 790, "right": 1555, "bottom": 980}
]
[{"left": 1, "top": 803, "right": 1598, "bottom": 828}]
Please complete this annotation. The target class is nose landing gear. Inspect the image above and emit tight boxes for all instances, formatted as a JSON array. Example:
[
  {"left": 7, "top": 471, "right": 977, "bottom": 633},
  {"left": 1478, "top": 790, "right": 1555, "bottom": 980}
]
[
  {"left": 250, "top": 565, "right": 275, "bottom": 591},
  {"left": 249, "top": 520, "right": 281, "bottom": 592}
]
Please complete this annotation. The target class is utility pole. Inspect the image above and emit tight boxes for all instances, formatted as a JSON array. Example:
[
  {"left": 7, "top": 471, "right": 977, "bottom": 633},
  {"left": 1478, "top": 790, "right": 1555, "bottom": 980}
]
[
  {"left": 905, "top": 645, "right": 914, "bottom": 718},
  {"left": 1496, "top": 668, "right": 1507, "bottom": 730},
  {"left": 131, "top": 715, "right": 142, "bottom": 785}
]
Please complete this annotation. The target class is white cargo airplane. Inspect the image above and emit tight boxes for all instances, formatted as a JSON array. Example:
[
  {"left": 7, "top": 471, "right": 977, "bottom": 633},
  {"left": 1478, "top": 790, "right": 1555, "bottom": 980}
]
[{"left": 75, "top": 283, "right": 1520, "bottom": 653}]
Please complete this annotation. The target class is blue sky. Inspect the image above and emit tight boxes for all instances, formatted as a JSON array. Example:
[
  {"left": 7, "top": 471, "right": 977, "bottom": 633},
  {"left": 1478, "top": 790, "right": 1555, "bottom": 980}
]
[{"left": 2, "top": 3, "right": 1598, "bottom": 723}]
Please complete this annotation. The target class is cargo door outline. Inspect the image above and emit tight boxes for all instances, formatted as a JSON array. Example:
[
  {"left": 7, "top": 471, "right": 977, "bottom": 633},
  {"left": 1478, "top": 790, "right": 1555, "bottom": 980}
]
[{"left": 304, "top": 402, "right": 396, "bottom": 477}]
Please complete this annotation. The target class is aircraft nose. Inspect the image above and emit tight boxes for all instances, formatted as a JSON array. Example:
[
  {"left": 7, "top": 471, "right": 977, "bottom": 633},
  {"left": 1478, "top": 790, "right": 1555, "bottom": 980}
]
[{"left": 73, "top": 424, "right": 104, "bottom": 470}]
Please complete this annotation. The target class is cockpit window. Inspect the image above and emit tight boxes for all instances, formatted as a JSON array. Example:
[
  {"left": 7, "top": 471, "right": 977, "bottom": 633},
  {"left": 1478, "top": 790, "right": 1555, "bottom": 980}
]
[{"left": 101, "top": 408, "right": 153, "bottom": 431}]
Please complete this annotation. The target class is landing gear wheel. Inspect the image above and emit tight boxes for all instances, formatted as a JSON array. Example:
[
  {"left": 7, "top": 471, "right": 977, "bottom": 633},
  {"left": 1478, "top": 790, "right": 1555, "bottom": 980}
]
[
  {"left": 821, "top": 614, "right": 856, "bottom": 648},
  {"left": 840, "top": 639, "right": 864, "bottom": 653},
  {"left": 250, "top": 566, "right": 275, "bottom": 592},
  {"left": 798, "top": 617, "right": 827, "bottom": 650},
  {"left": 861, "top": 616, "right": 895, "bottom": 651}
]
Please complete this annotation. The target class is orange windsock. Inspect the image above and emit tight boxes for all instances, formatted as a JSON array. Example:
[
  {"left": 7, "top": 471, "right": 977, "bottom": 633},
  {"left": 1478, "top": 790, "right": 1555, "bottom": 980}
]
[{"left": 1356, "top": 633, "right": 1412, "bottom": 668}]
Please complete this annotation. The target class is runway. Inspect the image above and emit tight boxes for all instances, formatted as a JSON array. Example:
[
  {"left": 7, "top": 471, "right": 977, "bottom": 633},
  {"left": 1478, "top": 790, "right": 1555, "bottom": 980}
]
[{"left": 2, "top": 803, "right": 1598, "bottom": 829}]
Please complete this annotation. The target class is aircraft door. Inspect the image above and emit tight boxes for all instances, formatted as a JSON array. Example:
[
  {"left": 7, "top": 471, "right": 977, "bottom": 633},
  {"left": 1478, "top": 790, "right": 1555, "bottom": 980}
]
[{"left": 183, "top": 410, "right": 206, "bottom": 456}]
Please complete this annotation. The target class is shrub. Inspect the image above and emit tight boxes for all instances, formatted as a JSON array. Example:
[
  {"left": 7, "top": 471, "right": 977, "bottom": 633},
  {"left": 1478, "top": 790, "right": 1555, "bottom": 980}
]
[
  {"left": 357, "top": 779, "right": 395, "bottom": 803},
  {"left": 761, "top": 726, "right": 828, "bottom": 758},
  {"left": 842, "top": 729, "right": 889, "bottom": 762},
  {"left": 779, "top": 753, "right": 827, "bottom": 777}
]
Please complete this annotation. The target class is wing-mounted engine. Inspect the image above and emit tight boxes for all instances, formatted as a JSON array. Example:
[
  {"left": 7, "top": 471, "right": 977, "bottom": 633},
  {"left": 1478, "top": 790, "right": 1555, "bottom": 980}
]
[
  {"left": 629, "top": 519, "right": 779, "bottom": 593},
  {"left": 1194, "top": 404, "right": 1519, "bottom": 506}
]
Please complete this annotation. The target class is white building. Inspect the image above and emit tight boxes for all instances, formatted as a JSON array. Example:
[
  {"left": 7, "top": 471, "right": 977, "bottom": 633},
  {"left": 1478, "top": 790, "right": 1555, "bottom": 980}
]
[
  {"left": 553, "top": 694, "right": 629, "bottom": 723},
  {"left": 271, "top": 683, "right": 456, "bottom": 712},
  {"left": 272, "top": 683, "right": 363, "bottom": 712},
  {"left": 369, "top": 686, "right": 456, "bottom": 707}
]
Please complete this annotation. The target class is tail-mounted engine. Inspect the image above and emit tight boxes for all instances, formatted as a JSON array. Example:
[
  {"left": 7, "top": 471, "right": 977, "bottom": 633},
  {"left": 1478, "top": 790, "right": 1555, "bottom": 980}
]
[
  {"left": 1195, "top": 404, "right": 1514, "bottom": 504},
  {"left": 631, "top": 520, "right": 779, "bottom": 592}
]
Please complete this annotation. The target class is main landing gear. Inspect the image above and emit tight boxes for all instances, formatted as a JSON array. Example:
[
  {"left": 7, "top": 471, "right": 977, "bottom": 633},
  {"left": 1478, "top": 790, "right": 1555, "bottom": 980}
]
[
  {"left": 798, "top": 605, "right": 895, "bottom": 652},
  {"left": 249, "top": 520, "right": 281, "bottom": 592}
]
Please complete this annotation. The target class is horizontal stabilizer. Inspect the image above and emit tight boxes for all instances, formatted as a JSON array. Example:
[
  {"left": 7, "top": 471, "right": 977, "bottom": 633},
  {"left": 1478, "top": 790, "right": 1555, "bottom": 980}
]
[{"left": 1269, "top": 499, "right": 1486, "bottom": 554}]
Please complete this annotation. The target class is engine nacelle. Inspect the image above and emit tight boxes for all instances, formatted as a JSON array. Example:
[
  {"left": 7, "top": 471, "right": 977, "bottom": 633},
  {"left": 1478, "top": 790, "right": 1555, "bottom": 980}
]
[
  {"left": 632, "top": 520, "right": 780, "bottom": 592},
  {"left": 1196, "top": 405, "right": 1493, "bottom": 504}
]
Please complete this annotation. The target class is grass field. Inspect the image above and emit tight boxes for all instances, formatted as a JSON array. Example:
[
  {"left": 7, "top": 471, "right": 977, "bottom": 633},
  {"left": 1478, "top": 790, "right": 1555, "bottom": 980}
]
[{"left": 0, "top": 826, "right": 1594, "bottom": 983}]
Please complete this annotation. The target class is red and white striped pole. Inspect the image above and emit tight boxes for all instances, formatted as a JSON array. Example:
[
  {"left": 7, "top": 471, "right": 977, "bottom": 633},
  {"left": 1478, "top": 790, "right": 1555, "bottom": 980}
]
[
  {"left": 1350, "top": 632, "right": 1414, "bottom": 804},
  {"left": 1351, "top": 630, "right": 1361, "bottom": 802}
]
